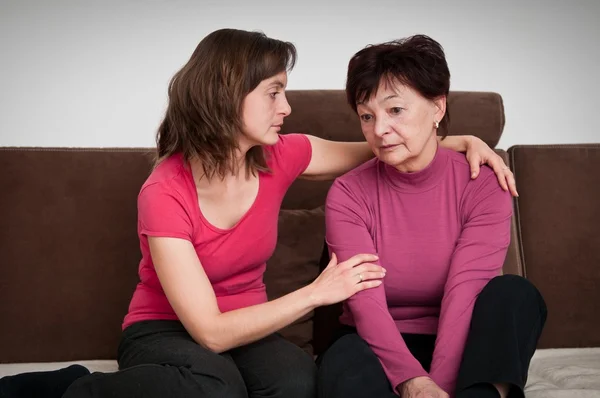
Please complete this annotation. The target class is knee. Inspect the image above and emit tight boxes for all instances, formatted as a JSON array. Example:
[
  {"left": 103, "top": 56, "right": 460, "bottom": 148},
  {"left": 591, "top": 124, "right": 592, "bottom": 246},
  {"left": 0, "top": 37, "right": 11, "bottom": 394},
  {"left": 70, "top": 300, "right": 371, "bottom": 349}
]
[
  {"left": 273, "top": 351, "right": 316, "bottom": 398},
  {"left": 201, "top": 356, "right": 248, "bottom": 398},
  {"left": 478, "top": 275, "right": 547, "bottom": 316},
  {"left": 317, "top": 334, "right": 370, "bottom": 377}
]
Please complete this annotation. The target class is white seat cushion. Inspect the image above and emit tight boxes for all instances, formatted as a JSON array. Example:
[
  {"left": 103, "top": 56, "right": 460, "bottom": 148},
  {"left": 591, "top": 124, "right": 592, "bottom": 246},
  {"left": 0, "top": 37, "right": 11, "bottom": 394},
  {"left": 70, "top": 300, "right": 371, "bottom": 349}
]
[
  {"left": 0, "top": 360, "right": 118, "bottom": 378},
  {"left": 1, "top": 348, "right": 599, "bottom": 397},
  {"left": 525, "top": 347, "right": 600, "bottom": 397}
]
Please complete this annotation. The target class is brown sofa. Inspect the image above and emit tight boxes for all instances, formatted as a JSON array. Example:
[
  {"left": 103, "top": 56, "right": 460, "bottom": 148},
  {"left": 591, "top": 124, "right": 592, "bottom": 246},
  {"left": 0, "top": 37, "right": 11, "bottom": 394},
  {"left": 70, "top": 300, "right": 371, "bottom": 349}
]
[{"left": 1, "top": 91, "right": 599, "bottom": 397}]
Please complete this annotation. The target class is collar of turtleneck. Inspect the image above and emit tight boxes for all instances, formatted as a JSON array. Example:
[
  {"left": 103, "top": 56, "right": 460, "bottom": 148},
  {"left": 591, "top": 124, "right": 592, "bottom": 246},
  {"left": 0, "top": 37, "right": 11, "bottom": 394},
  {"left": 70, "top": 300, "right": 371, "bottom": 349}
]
[{"left": 381, "top": 143, "right": 450, "bottom": 193}]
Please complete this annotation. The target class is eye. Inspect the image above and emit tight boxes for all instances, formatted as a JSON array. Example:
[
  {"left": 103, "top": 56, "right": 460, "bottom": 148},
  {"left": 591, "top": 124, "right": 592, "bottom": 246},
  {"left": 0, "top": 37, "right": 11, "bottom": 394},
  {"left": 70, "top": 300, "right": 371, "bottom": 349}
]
[
  {"left": 390, "top": 107, "right": 403, "bottom": 115},
  {"left": 269, "top": 91, "right": 280, "bottom": 99},
  {"left": 360, "top": 114, "right": 373, "bottom": 122}
]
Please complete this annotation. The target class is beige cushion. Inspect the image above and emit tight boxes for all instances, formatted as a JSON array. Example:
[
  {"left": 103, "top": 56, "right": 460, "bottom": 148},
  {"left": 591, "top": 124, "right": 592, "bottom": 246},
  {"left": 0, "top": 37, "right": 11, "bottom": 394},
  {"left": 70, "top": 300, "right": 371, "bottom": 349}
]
[{"left": 525, "top": 347, "right": 600, "bottom": 397}]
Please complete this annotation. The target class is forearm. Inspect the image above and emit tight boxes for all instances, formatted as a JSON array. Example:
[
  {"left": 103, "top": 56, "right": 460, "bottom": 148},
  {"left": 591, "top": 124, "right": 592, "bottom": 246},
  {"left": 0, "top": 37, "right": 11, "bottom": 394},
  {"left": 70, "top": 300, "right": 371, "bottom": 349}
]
[
  {"left": 317, "top": 141, "right": 374, "bottom": 180},
  {"left": 301, "top": 137, "right": 375, "bottom": 180},
  {"left": 191, "top": 284, "right": 317, "bottom": 353},
  {"left": 437, "top": 135, "right": 471, "bottom": 152},
  {"left": 345, "top": 141, "right": 376, "bottom": 170},
  {"left": 349, "top": 295, "right": 428, "bottom": 391},
  {"left": 429, "top": 295, "right": 476, "bottom": 393}
]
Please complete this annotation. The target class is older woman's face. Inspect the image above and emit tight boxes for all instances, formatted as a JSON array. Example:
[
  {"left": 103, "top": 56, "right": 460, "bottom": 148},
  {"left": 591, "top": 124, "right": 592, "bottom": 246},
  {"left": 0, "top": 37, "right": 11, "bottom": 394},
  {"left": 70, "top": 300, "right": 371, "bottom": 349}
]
[{"left": 356, "top": 81, "right": 444, "bottom": 171}]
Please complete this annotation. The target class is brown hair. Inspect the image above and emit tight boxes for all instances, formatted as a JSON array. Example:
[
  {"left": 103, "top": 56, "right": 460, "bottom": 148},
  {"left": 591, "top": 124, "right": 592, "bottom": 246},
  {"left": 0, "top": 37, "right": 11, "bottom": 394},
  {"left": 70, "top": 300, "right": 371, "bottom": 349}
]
[
  {"left": 155, "top": 28, "right": 297, "bottom": 178},
  {"left": 345, "top": 34, "right": 451, "bottom": 137}
]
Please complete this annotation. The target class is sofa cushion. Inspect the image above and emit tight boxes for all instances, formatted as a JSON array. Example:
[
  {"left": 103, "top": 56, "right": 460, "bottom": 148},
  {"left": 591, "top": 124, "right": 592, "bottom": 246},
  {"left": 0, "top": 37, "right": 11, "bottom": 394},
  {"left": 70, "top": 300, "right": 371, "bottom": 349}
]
[
  {"left": 510, "top": 144, "right": 600, "bottom": 349},
  {"left": 264, "top": 206, "right": 325, "bottom": 355},
  {"left": 524, "top": 347, "right": 600, "bottom": 397}
]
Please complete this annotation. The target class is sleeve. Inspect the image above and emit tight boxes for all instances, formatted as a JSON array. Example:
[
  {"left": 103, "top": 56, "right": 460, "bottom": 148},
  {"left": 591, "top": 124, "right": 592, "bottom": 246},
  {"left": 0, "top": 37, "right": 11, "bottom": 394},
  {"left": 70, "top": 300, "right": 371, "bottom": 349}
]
[
  {"left": 429, "top": 172, "right": 513, "bottom": 394},
  {"left": 325, "top": 179, "right": 429, "bottom": 394},
  {"left": 138, "top": 182, "right": 193, "bottom": 241},
  {"left": 269, "top": 133, "right": 312, "bottom": 183}
]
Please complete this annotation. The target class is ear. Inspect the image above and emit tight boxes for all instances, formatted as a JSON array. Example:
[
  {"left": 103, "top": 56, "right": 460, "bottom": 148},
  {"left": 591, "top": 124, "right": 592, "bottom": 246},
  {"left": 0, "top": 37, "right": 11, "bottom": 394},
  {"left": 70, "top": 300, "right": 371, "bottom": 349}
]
[{"left": 433, "top": 95, "right": 447, "bottom": 123}]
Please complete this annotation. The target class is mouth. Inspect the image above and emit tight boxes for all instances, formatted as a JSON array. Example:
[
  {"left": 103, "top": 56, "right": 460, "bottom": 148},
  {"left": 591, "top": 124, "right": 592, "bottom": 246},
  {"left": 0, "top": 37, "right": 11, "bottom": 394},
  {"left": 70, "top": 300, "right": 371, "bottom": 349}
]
[
  {"left": 380, "top": 144, "right": 399, "bottom": 151},
  {"left": 272, "top": 124, "right": 283, "bottom": 130}
]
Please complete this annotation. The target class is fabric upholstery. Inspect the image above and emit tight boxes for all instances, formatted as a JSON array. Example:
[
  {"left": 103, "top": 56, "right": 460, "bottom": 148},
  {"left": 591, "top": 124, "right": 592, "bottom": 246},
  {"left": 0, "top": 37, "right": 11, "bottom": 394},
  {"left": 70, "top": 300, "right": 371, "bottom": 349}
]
[
  {"left": 264, "top": 207, "right": 325, "bottom": 355},
  {"left": 510, "top": 144, "right": 600, "bottom": 349},
  {"left": 496, "top": 149, "right": 524, "bottom": 277},
  {"left": 0, "top": 148, "right": 153, "bottom": 362}
]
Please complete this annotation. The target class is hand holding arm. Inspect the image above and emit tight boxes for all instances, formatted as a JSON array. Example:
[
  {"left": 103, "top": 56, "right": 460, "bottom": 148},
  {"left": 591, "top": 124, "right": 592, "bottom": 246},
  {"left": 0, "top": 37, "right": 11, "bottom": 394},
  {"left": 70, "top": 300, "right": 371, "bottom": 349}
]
[
  {"left": 326, "top": 179, "right": 428, "bottom": 392},
  {"left": 151, "top": 237, "right": 384, "bottom": 353}
]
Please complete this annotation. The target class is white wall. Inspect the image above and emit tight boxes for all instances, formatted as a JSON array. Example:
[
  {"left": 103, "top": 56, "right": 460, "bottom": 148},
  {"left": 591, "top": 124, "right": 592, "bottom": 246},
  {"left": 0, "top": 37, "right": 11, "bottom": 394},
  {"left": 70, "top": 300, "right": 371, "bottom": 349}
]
[{"left": 1, "top": 0, "right": 599, "bottom": 149}]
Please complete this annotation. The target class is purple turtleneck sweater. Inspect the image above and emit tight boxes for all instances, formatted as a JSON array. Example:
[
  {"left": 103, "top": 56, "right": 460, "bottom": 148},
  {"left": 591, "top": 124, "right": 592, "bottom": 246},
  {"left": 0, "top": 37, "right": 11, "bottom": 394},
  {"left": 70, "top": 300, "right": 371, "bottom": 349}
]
[{"left": 325, "top": 146, "right": 512, "bottom": 395}]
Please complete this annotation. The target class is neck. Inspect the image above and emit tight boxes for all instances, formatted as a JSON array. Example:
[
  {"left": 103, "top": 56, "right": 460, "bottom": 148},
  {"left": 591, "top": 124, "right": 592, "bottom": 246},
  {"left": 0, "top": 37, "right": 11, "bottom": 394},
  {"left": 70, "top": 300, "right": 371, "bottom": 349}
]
[
  {"left": 395, "top": 132, "right": 438, "bottom": 173},
  {"left": 190, "top": 151, "right": 250, "bottom": 189}
]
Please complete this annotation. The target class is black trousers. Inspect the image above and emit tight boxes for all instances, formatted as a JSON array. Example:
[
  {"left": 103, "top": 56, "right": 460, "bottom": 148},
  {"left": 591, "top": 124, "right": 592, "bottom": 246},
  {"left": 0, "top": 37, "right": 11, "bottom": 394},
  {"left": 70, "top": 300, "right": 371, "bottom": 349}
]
[
  {"left": 316, "top": 275, "right": 547, "bottom": 398},
  {"left": 62, "top": 320, "right": 317, "bottom": 398}
]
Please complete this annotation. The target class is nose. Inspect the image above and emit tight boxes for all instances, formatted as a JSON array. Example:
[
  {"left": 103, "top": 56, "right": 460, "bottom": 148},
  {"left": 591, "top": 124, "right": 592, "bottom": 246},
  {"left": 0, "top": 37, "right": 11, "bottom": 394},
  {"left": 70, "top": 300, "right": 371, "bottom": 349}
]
[
  {"left": 373, "top": 115, "right": 390, "bottom": 137},
  {"left": 279, "top": 93, "right": 292, "bottom": 117}
]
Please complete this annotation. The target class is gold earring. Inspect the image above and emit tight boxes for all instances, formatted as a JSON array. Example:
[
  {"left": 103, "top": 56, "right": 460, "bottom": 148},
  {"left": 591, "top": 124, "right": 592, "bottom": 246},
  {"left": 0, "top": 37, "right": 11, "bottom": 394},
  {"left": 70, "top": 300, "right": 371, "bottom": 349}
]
[{"left": 434, "top": 121, "right": 439, "bottom": 129}]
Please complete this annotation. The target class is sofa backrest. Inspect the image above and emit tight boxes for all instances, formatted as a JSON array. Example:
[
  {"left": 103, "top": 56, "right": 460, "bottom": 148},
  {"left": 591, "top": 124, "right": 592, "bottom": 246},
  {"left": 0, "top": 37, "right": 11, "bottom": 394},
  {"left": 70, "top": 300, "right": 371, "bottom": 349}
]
[
  {"left": 0, "top": 90, "right": 512, "bottom": 363},
  {"left": 509, "top": 144, "right": 600, "bottom": 349},
  {"left": 0, "top": 148, "right": 153, "bottom": 362},
  {"left": 281, "top": 90, "right": 506, "bottom": 211}
]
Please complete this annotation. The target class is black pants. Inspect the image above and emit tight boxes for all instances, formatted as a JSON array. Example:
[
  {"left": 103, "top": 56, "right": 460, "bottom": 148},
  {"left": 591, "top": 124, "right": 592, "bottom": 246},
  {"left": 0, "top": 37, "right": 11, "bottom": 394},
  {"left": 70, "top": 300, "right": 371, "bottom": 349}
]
[
  {"left": 316, "top": 275, "right": 547, "bottom": 398},
  {"left": 62, "top": 320, "right": 317, "bottom": 398}
]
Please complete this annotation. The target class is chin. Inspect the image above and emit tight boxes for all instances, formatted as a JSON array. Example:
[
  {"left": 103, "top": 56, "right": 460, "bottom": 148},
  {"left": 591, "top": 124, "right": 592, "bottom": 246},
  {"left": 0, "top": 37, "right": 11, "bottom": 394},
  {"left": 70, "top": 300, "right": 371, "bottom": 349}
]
[
  {"left": 262, "top": 130, "right": 281, "bottom": 145},
  {"left": 378, "top": 149, "right": 408, "bottom": 167}
]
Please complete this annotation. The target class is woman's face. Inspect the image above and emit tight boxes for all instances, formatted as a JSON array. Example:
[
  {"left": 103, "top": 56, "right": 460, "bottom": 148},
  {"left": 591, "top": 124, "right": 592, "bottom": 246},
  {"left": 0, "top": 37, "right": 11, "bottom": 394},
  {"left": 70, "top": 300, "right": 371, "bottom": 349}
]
[
  {"left": 240, "top": 71, "right": 292, "bottom": 148},
  {"left": 356, "top": 80, "right": 445, "bottom": 172}
]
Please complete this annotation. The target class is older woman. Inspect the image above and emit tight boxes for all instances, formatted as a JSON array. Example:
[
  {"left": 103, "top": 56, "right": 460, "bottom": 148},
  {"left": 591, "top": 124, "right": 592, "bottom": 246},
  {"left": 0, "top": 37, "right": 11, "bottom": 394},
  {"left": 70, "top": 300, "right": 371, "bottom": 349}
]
[{"left": 317, "top": 35, "right": 547, "bottom": 398}]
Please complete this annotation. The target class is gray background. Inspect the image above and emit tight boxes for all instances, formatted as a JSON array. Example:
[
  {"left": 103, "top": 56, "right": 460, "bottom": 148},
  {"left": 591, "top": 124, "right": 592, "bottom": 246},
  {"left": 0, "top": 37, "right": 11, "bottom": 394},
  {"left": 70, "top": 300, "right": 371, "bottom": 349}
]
[{"left": 1, "top": 0, "right": 598, "bottom": 149}]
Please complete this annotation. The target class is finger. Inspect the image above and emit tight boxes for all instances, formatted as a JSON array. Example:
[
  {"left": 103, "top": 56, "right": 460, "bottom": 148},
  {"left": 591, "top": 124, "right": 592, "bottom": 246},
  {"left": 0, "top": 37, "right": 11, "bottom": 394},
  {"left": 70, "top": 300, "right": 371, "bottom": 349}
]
[
  {"left": 469, "top": 155, "right": 481, "bottom": 178},
  {"left": 495, "top": 168, "right": 509, "bottom": 191},
  {"left": 341, "top": 253, "right": 379, "bottom": 269},
  {"left": 507, "top": 171, "right": 519, "bottom": 197},
  {"left": 325, "top": 252, "right": 338, "bottom": 269},
  {"left": 356, "top": 280, "right": 383, "bottom": 291},
  {"left": 357, "top": 271, "right": 386, "bottom": 282},
  {"left": 351, "top": 263, "right": 386, "bottom": 274}
]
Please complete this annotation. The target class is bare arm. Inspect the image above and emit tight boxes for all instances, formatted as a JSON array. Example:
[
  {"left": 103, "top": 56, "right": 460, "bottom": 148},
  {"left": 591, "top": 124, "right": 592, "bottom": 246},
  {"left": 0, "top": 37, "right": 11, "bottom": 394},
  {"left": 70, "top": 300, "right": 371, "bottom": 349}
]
[
  {"left": 300, "top": 135, "right": 374, "bottom": 181},
  {"left": 150, "top": 237, "right": 384, "bottom": 353}
]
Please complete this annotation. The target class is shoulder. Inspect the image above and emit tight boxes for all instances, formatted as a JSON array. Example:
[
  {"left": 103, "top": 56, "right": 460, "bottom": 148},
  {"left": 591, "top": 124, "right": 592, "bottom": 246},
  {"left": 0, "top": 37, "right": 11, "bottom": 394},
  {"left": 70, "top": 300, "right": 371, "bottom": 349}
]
[
  {"left": 444, "top": 148, "right": 498, "bottom": 189},
  {"left": 139, "top": 154, "right": 191, "bottom": 207},
  {"left": 264, "top": 133, "right": 312, "bottom": 181},
  {"left": 460, "top": 165, "right": 512, "bottom": 217},
  {"left": 328, "top": 158, "right": 379, "bottom": 203},
  {"left": 264, "top": 133, "right": 311, "bottom": 164},
  {"left": 336, "top": 157, "right": 379, "bottom": 186}
]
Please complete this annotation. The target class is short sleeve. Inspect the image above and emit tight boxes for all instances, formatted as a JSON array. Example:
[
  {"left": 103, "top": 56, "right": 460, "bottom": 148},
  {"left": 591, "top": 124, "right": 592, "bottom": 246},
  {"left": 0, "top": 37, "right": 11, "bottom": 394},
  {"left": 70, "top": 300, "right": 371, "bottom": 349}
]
[
  {"left": 268, "top": 133, "right": 312, "bottom": 183},
  {"left": 138, "top": 182, "right": 193, "bottom": 241}
]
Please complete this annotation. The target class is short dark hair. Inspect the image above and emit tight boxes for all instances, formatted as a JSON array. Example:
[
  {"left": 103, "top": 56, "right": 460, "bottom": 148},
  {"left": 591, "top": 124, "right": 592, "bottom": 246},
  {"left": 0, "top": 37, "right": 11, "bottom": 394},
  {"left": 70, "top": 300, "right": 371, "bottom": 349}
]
[
  {"left": 156, "top": 28, "right": 297, "bottom": 178},
  {"left": 346, "top": 34, "right": 451, "bottom": 136}
]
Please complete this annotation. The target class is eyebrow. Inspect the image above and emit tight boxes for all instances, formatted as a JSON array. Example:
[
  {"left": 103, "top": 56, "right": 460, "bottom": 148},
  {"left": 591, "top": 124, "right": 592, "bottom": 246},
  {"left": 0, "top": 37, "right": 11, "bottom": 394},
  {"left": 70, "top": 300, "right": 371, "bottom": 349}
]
[
  {"left": 357, "top": 94, "right": 399, "bottom": 106},
  {"left": 268, "top": 80, "right": 285, "bottom": 89}
]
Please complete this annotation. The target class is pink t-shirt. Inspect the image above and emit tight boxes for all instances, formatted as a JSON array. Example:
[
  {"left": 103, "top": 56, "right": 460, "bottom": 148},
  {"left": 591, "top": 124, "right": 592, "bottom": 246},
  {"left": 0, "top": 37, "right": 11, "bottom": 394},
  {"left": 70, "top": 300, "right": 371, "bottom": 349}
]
[
  {"left": 122, "top": 133, "right": 312, "bottom": 330},
  {"left": 325, "top": 146, "right": 512, "bottom": 395}
]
